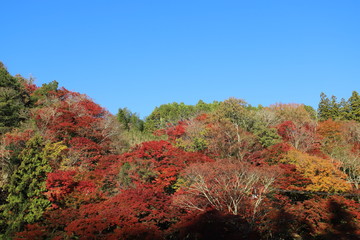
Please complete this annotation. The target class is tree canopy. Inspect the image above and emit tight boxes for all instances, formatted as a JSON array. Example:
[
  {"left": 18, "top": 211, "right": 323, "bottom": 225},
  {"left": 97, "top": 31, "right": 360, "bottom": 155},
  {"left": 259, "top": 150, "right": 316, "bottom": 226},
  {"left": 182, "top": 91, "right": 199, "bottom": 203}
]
[{"left": 0, "top": 62, "right": 359, "bottom": 239}]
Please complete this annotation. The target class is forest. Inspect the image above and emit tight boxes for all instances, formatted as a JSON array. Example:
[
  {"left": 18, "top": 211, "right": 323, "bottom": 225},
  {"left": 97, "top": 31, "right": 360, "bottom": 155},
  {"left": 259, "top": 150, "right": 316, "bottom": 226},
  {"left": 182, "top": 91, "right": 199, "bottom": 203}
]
[{"left": 0, "top": 62, "right": 359, "bottom": 239}]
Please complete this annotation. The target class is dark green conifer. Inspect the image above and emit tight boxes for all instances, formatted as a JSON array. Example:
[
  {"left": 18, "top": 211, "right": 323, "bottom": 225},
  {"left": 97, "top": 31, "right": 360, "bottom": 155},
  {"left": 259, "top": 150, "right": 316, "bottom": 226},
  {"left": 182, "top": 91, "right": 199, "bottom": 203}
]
[
  {"left": 0, "top": 136, "right": 52, "bottom": 237},
  {"left": 318, "top": 92, "right": 332, "bottom": 121},
  {"left": 348, "top": 91, "right": 360, "bottom": 122},
  {"left": 0, "top": 63, "right": 28, "bottom": 133},
  {"left": 339, "top": 98, "right": 350, "bottom": 120}
]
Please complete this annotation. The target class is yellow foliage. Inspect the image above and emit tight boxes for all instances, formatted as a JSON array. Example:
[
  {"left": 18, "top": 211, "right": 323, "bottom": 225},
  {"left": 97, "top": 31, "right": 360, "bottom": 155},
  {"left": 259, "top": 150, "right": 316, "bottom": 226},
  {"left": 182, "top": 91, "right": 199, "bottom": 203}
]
[
  {"left": 281, "top": 150, "right": 351, "bottom": 192},
  {"left": 42, "top": 141, "right": 68, "bottom": 169}
]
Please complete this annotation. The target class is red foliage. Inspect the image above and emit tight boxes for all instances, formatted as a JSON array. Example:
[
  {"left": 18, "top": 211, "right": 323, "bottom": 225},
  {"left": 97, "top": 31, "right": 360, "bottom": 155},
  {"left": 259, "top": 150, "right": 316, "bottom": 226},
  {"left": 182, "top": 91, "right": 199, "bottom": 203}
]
[
  {"left": 64, "top": 188, "right": 171, "bottom": 239},
  {"left": 154, "top": 121, "right": 188, "bottom": 142},
  {"left": 165, "top": 122, "right": 186, "bottom": 141},
  {"left": 1, "top": 130, "right": 35, "bottom": 163},
  {"left": 195, "top": 113, "right": 208, "bottom": 121},
  {"left": 120, "top": 141, "right": 213, "bottom": 192},
  {"left": 46, "top": 170, "right": 77, "bottom": 208},
  {"left": 34, "top": 89, "right": 107, "bottom": 142},
  {"left": 275, "top": 163, "right": 311, "bottom": 191},
  {"left": 277, "top": 121, "right": 297, "bottom": 142},
  {"left": 259, "top": 195, "right": 360, "bottom": 239},
  {"left": 67, "top": 137, "right": 103, "bottom": 168},
  {"left": 254, "top": 142, "right": 292, "bottom": 164},
  {"left": 23, "top": 82, "right": 38, "bottom": 95},
  {"left": 277, "top": 121, "right": 316, "bottom": 151},
  {"left": 289, "top": 196, "right": 360, "bottom": 237},
  {"left": 10, "top": 81, "right": 360, "bottom": 240},
  {"left": 15, "top": 224, "right": 47, "bottom": 240},
  {"left": 3, "top": 129, "right": 34, "bottom": 147}
]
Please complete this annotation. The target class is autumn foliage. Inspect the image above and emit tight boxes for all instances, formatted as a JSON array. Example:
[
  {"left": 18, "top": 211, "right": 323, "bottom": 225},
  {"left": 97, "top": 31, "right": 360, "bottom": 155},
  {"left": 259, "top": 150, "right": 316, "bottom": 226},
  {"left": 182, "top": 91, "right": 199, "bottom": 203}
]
[{"left": 0, "top": 65, "right": 359, "bottom": 240}]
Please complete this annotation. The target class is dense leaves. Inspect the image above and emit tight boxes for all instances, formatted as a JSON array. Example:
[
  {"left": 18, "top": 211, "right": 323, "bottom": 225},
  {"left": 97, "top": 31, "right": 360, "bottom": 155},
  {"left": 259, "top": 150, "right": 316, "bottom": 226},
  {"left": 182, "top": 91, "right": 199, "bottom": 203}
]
[
  {"left": 0, "top": 63, "right": 31, "bottom": 134},
  {"left": 0, "top": 135, "right": 66, "bottom": 237},
  {"left": 0, "top": 63, "right": 359, "bottom": 239}
]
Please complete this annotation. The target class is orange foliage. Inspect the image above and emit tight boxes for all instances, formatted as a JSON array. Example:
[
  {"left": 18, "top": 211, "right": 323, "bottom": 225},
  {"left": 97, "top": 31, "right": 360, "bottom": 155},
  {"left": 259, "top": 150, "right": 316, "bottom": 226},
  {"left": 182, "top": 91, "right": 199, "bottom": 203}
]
[{"left": 281, "top": 150, "right": 351, "bottom": 192}]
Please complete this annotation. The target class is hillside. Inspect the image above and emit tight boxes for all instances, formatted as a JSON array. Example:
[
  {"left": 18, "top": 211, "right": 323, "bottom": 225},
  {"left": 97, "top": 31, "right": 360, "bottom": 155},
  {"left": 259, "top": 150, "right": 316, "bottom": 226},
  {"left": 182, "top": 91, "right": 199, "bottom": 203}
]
[{"left": 0, "top": 63, "right": 359, "bottom": 239}]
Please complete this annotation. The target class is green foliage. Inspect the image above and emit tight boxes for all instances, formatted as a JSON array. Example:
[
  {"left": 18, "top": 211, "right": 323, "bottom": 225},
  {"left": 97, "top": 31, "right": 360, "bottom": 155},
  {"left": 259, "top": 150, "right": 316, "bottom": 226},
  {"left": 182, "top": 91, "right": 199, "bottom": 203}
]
[
  {"left": 187, "top": 136, "right": 208, "bottom": 152},
  {"left": 0, "top": 63, "right": 29, "bottom": 134},
  {"left": 318, "top": 91, "right": 360, "bottom": 122},
  {"left": 318, "top": 92, "right": 332, "bottom": 121},
  {"left": 118, "top": 162, "right": 133, "bottom": 188},
  {"left": 0, "top": 62, "right": 21, "bottom": 89},
  {"left": 348, "top": 91, "right": 360, "bottom": 122},
  {"left": 214, "top": 98, "right": 251, "bottom": 128},
  {"left": 176, "top": 132, "right": 208, "bottom": 152},
  {"left": 339, "top": 97, "right": 350, "bottom": 120},
  {"left": 304, "top": 105, "right": 317, "bottom": 120},
  {"left": 252, "top": 123, "right": 281, "bottom": 148},
  {"left": 31, "top": 80, "right": 59, "bottom": 103},
  {"left": 195, "top": 99, "right": 219, "bottom": 112},
  {"left": 2, "top": 62, "right": 360, "bottom": 239},
  {"left": 122, "top": 129, "right": 165, "bottom": 150},
  {"left": 0, "top": 88, "right": 25, "bottom": 133},
  {"left": 213, "top": 98, "right": 281, "bottom": 148},
  {"left": 0, "top": 136, "right": 65, "bottom": 238},
  {"left": 144, "top": 100, "right": 219, "bottom": 132},
  {"left": 117, "top": 107, "right": 144, "bottom": 131}
]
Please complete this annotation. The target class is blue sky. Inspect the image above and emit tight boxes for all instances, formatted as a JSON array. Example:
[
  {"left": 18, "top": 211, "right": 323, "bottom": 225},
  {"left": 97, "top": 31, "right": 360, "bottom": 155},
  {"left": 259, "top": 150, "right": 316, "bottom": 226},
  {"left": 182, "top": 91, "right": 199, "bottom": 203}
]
[{"left": 1, "top": 1, "right": 359, "bottom": 118}]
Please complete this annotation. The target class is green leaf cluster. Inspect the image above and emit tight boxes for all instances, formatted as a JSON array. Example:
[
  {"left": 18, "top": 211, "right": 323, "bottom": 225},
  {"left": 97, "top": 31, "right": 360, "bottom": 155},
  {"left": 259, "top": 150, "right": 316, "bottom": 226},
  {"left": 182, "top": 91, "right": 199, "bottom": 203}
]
[
  {"left": 144, "top": 100, "right": 220, "bottom": 132},
  {"left": 117, "top": 107, "right": 144, "bottom": 131},
  {"left": 213, "top": 98, "right": 281, "bottom": 148},
  {"left": 0, "top": 63, "right": 30, "bottom": 134},
  {"left": 0, "top": 135, "right": 65, "bottom": 238}
]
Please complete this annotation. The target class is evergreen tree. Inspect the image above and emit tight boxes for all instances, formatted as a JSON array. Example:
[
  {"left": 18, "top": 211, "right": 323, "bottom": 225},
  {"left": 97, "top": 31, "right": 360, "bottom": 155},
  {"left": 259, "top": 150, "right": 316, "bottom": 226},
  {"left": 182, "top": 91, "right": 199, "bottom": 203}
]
[
  {"left": 0, "top": 62, "right": 21, "bottom": 89},
  {"left": 252, "top": 123, "right": 281, "bottom": 148},
  {"left": 0, "top": 136, "right": 63, "bottom": 237},
  {"left": 0, "top": 63, "right": 29, "bottom": 133},
  {"left": 329, "top": 95, "right": 340, "bottom": 119},
  {"left": 339, "top": 98, "right": 350, "bottom": 120},
  {"left": 117, "top": 107, "right": 132, "bottom": 130},
  {"left": 318, "top": 92, "right": 332, "bottom": 121},
  {"left": 117, "top": 108, "right": 144, "bottom": 131},
  {"left": 348, "top": 91, "right": 360, "bottom": 122}
]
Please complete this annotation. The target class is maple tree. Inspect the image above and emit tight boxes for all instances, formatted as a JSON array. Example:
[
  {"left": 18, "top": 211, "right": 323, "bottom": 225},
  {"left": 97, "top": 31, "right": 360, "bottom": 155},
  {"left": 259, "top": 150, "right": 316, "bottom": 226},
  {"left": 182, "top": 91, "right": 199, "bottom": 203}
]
[
  {"left": 277, "top": 120, "right": 316, "bottom": 152},
  {"left": 117, "top": 140, "right": 213, "bottom": 192},
  {"left": 280, "top": 149, "right": 351, "bottom": 192},
  {"left": 174, "top": 159, "right": 276, "bottom": 223}
]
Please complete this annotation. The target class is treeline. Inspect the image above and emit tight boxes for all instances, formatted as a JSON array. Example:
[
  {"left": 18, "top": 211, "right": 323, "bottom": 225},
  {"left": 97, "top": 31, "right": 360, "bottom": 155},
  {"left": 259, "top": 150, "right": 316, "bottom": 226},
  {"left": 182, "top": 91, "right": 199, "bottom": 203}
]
[
  {"left": 318, "top": 91, "right": 360, "bottom": 121},
  {"left": 117, "top": 100, "right": 220, "bottom": 132},
  {"left": 0, "top": 62, "right": 359, "bottom": 239},
  {"left": 121, "top": 91, "right": 360, "bottom": 135}
]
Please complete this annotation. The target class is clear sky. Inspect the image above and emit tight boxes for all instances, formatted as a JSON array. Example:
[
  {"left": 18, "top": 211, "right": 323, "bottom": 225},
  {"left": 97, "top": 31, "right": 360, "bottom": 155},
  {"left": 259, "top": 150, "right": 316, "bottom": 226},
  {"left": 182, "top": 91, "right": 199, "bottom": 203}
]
[{"left": 1, "top": 1, "right": 359, "bottom": 118}]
